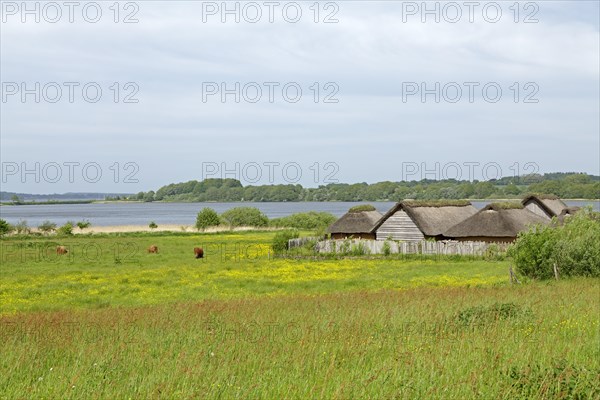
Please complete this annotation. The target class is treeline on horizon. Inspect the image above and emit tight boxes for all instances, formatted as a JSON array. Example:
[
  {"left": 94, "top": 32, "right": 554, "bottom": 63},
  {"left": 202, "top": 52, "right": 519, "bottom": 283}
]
[{"left": 125, "top": 172, "right": 600, "bottom": 202}]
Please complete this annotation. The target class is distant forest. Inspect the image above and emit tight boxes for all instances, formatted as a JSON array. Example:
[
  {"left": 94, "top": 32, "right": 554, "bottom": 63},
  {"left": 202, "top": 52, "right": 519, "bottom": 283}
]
[{"left": 127, "top": 173, "right": 600, "bottom": 202}]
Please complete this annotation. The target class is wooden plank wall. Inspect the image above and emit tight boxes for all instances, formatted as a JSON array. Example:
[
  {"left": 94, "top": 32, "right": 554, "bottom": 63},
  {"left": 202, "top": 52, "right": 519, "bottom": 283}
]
[{"left": 375, "top": 210, "right": 425, "bottom": 241}]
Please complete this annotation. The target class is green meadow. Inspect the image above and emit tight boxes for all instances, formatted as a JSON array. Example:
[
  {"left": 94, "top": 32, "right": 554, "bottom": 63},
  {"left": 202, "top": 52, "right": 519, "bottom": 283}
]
[{"left": 1, "top": 231, "right": 598, "bottom": 398}]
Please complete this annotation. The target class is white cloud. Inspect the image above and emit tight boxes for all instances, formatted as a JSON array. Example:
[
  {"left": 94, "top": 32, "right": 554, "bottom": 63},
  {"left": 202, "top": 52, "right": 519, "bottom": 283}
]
[{"left": 1, "top": 1, "right": 598, "bottom": 191}]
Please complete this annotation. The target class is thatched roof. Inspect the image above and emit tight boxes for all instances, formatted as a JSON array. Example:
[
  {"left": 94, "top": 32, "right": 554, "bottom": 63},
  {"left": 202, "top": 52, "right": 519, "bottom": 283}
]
[
  {"left": 348, "top": 204, "right": 377, "bottom": 213},
  {"left": 557, "top": 206, "right": 581, "bottom": 223},
  {"left": 402, "top": 200, "right": 472, "bottom": 207},
  {"left": 444, "top": 204, "right": 549, "bottom": 238},
  {"left": 486, "top": 202, "right": 524, "bottom": 210},
  {"left": 327, "top": 210, "right": 383, "bottom": 234},
  {"left": 560, "top": 206, "right": 580, "bottom": 216},
  {"left": 373, "top": 200, "right": 478, "bottom": 237},
  {"left": 524, "top": 194, "right": 560, "bottom": 200},
  {"left": 522, "top": 195, "right": 568, "bottom": 217}
]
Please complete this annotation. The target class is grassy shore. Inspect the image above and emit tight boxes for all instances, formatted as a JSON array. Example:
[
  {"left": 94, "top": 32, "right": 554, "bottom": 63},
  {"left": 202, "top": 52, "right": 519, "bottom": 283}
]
[{"left": 1, "top": 231, "right": 598, "bottom": 398}]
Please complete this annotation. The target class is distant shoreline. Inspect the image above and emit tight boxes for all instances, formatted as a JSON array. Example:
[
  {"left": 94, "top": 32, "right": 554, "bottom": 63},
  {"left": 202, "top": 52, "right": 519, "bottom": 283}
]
[
  {"left": 0, "top": 200, "right": 96, "bottom": 206},
  {"left": 3, "top": 225, "right": 282, "bottom": 235},
  {"left": 1, "top": 198, "right": 598, "bottom": 206}
]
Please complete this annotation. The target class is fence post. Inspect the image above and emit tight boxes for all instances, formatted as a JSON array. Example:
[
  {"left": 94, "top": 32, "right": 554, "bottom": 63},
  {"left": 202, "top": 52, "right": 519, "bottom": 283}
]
[
  {"left": 509, "top": 266, "right": 520, "bottom": 284},
  {"left": 553, "top": 263, "right": 559, "bottom": 280}
]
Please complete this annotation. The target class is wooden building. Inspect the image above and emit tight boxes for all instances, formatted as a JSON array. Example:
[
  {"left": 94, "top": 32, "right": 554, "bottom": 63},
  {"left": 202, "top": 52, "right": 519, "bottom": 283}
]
[
  {"left": 372, "top": 200, "right": 478, "bottom": 241},
  {"left": 443, "top": 203, "right": 549, "bottom": 243},
  {"left": 522, "top": 195, "right": 569, "bottom": 219},
  {"left": 327, "top": 206, "right": 383, "bottom": 240}
]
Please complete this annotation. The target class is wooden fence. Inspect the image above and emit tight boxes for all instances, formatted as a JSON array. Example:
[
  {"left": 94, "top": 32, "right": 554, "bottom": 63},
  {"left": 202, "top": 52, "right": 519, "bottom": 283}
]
[
  {"left": 288, "top": 237, "right": 320, "bottom": 248},
  {"left": 307, "top": 239, "right": 510, "bottom": 256}
]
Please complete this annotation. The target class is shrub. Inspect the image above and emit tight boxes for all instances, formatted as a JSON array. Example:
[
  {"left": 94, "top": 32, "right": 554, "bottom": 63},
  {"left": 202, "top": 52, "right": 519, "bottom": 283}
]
[
  {"left": 149, "top": 221, "right": 158, "bottom": 230},
  {"left": 350, "top": 242, "right": 369, "bottom": 256},
  {"left": 57, "top": 221, "right": 74, "bottom": 236},
  {"left": 0, "top": 219, "right": 14, "bottom": 236},
  {"left": 484, "top": 243, "right": 506, "bottom": 261},
  {"left": 551, "top": 210, "right": 600, "bottom": 277},
  {"left": 269, "top": 211, "right": 336, "bottom": 230},
  {"left": 382, "top": 240, "right": 391, "bottom": 256},
  {"left": 76, "top": 220, "right": 91, "bottom": 230},
  {"left": 38, "top": 220, "right": 57, "bottom": 234},
  {"left": 221, "top": 207, "right": 268, "bottom": 228},
  {"left": 339, "top": 239, "right": 352, "bottom": 254},
  {"left": 302, "top": 238, "right": 318, "bottom": 252},
  {"left": 271, "top": 230, "right": 299, "bottom": 254},
  {"left": 336, "top": 239, "right": 369, "bottom": 256},
  {"left": 508, "top": 225, "right": 557, "bottom": 279},
  {"left": 14, "top": 220, "right": 30, "bottom": 235},
  {"left": 195, "top": 208, "right": 221, "bottom": 230},
  {"left": 509, "top": 209, "right": 600, "bottom": 279}
]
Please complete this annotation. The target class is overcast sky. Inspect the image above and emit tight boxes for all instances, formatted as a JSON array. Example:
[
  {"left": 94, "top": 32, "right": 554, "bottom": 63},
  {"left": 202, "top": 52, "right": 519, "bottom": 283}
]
[{"left": 1, "top": 1, "right": 599, "bottom": 193}]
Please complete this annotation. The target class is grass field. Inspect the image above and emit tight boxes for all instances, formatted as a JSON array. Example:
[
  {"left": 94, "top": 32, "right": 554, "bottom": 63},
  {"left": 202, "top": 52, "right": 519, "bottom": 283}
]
[
  {"left": 0, "top": 232, "right": 508, "bottom": 315},
  {"left": 1, "top": 231, "right": 599, "bottom": 398}
]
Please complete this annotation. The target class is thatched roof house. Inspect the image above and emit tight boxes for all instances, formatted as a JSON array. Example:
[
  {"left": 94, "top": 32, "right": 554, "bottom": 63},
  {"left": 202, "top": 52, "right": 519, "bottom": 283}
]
[
  {"left": 522, "top": 195, "right": 569, "bottom": 219},
  {"left": 327, "top": 205, "right": 382, "bottom": 240},
  {"left": 444, "top": 203, "right": 549, "bottom": 242},
  {"left": 372, "top": 200, "right": 478, "bottom": 241}
]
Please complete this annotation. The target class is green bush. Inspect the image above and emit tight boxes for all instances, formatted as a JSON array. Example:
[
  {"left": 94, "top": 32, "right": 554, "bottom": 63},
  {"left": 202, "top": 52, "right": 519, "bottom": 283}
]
[
  {"left": 76, "top": 220, "right": 91, "bottom": 230},
  {"left": 57, "top": 221, "right": 74, "bottom": 236},
  {"left": 221, "top": 207, "right": 268, "bottom": 228},
  {"left": 195, "top": 208, "right": 221, "bottom": 230},
  {"left": 382, "top": 241, "right": 391, "bottom": 256},
  {"left": 350, "top": 242, "right": 369, "bottom": 256},
  {"left": 0, "top": 219, "right": 14, "bottom": 236},
  {"left": 148, "top": 221, "right": 158, "bottom": 230},
  {"left": 508, "top": 225, "right": 557, "bottom": 279},
  {"left": 334, "top": 239, "right": 369, "bottom": 256},
  {"left": 509, "top": 209, "right": 600, "bottom": 279},
  {"left": 269, "top": 211, "right": 336, "bottom": 230},
  {"left": 271, "top": 230, "right": 300, "bottom": 254},
  {"left": 38, "top": 220, "right": 57, "bottom": 234}
]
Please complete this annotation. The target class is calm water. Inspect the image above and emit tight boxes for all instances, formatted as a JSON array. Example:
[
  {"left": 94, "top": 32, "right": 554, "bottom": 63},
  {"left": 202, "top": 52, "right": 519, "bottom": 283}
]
[{"left": 1, "top": 201, "right": 598, "bottom": 227}]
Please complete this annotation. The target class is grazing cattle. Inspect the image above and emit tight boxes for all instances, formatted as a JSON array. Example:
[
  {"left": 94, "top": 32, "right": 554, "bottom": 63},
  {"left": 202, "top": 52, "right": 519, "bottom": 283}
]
[
  {"left": 56, "top": 246, "right": 68, "bottom": 255},
  {"left": 147, "top": 245, "right": 159, "bottom": 254},
  {"left": 194, "top": 247, "right": 204, "bottom": 259}
]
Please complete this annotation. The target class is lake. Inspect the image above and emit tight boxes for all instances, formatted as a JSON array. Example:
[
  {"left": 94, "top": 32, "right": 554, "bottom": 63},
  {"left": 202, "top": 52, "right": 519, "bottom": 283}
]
[{"left": 0, "top": 200, "right": 598, "bottom": 227}]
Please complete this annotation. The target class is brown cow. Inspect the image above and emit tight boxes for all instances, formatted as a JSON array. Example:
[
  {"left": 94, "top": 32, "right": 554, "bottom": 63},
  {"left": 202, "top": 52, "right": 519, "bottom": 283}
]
[
  {"left": 194, "top": 247, "right": 204, "bottom": 259},
  {"left": 147, "top": 245, "right": 159, "bottom": 254},
  {"left": 56, "top": 246, "right": 68, "bottom": 255}
]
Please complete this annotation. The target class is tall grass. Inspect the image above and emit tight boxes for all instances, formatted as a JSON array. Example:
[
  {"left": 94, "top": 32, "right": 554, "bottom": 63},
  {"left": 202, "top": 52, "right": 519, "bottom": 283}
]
[{"left": 1, "top": 280, "right": 598, "bottom": 399}]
